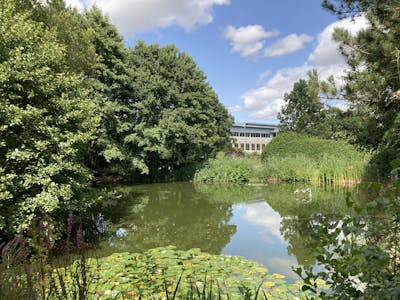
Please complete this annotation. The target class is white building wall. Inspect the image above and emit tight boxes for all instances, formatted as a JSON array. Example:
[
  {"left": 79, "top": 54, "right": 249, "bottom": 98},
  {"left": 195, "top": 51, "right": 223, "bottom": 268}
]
[{"left": 230, "top": 123, "right": 278, "bottom": 154}]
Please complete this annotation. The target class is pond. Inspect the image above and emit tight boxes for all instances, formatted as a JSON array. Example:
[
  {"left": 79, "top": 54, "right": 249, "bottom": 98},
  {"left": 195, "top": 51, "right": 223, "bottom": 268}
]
[{"left": 92, "top": 182, "right": 360, "bottom": 282}]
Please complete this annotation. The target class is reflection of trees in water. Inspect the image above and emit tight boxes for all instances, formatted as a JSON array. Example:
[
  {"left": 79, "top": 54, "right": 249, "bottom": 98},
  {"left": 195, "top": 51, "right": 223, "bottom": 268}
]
[
  {"left": 98, "top": 182, "right": 238, "bottom": 255},
  {"left": 193, "top": 183, "right": 264, "bottom": 204},
  {"left": 264, "top": 184, "right": 357, "bottom": 266},
  {"left": 280, "top": 214, "right": 342, "bottom": 266},
  {"left": 92, "top": 182, "right": 360, "bottom": 265}
]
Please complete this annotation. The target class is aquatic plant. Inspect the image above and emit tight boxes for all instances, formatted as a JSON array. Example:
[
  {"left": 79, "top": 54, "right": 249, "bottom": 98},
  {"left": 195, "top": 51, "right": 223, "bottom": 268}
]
[{"left": 85, "top": 246, "right": 309, "bottom": 299}]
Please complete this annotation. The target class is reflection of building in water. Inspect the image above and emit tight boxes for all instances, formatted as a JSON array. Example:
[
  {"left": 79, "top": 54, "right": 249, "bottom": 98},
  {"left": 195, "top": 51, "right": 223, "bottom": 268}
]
[{"left": 230, "top": 123, "right": 279, "bottom": 153}]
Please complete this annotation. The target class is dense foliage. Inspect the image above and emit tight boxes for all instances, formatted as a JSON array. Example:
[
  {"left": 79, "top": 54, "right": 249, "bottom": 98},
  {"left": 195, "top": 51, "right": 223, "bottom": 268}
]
[
  {"left": 278, "top": 70, "right": 350, "bottom": 140},
  {"left": 325, "top": 0, "right": 400, "bottom": 178},
  {"left": 0, "top": 0, "right": 232, "bottom": 237},
  {"left": 297, "top": 163, "right": 400, "bottom": 299},
  {"left": 125, "top": 42, "right": 233, "bottom": 178},
  {"left": 0, "top": 1, "right": 98, "bottom": 236},
  {"left": 261, "top": 133, "right": 369, "bottom": 183}
]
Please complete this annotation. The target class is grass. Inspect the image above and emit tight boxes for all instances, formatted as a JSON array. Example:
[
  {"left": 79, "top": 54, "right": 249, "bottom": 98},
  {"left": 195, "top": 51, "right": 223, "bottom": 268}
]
[
  {"left": 194, "top": 133, "right": 370, "bottom": 185},
  {"left": 261, "top": 132, "right": 370, "bottom": 184},
  {"left": 193, "top": 156, "right": 255, "bottom": 183}
]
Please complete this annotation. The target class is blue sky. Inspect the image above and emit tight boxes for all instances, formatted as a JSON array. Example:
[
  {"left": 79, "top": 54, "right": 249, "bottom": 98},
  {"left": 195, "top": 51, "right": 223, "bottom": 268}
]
[{"left": 68, "top": 0, "right": 368, "bottom": 123}]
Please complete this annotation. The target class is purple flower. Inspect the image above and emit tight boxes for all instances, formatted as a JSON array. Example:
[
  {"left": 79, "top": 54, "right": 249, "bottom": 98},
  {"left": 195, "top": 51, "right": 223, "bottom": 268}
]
[
  {"left": 76, "top": 227, "right": 82, "bottom": 250},
  {"left": 66, "top": 212, "right": 73, "bottom": 243},
  {"left": 45, "top": 225, "right": 51, "bottom": 250},
  {"left": 39, "top": 220, "right": 45, "bottom": 231}
]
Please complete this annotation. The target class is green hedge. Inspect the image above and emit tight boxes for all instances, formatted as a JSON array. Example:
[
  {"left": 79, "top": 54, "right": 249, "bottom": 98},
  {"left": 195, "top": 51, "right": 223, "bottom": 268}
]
[{"left": 261, "top": 132, "right": 370, "bottom": 184}]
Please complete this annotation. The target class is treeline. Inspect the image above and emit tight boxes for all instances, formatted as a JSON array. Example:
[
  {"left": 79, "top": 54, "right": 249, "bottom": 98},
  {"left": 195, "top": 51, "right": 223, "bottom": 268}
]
[
  {"left": 0, "top": 0, "right": 232, "bottom": 237},
  {"left": 278, "top": 0, "right": 400, "bottom": 180}
]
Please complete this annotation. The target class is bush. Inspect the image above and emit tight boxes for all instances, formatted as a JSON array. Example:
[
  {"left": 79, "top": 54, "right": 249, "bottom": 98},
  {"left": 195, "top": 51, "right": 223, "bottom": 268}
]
[
  {"left": 224, "top": 147, "right": 245, "bottom": 158},
  {"left": 261, "top": 133, "right": 370, "bottom": 184}
]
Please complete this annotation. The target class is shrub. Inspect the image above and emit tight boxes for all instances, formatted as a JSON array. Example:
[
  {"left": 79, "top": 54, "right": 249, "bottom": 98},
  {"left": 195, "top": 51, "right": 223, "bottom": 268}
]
[
  {"left": 224, "top": 147, "right": 245, "bottom": 158},
  {"left": 261, "top": 133, "right": 370, "bottom": 184}
]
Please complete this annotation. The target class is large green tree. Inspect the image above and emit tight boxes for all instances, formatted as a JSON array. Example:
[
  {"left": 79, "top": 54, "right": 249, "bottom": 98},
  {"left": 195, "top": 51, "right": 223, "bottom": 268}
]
[
  {"left": 83, "top": 7, "right": 135, "bottom": 176},
  {"left": 125, "top": 42, "right": 233, "bottom": 178},
  {"left": 278, "top": 76, "right": 323, "bottom": 134},
  {"left": 0, "top": 1, "right": 98, "bottom": 237},
  {"left": 322, "top": 0, "right": 400, "bottom": 178},
  {"left": 278, "top": 70, "right": 348, "bottom": 139}
]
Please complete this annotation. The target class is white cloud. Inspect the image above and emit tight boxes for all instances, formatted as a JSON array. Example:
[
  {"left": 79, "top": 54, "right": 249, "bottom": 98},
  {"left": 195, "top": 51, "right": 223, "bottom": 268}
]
[
  {"left": 242, "top": 201, "right": 284, "bottom": 242},
  {"left": 72, "top": 0, "right": 230, "bottom": 35},
  {"left": 264, "top": 33, "right": 313, "bottom": 57},
  {"left": 65, "top": 0, "right": 85, "bottom": 11},
  {"left": 309, "top": 15, "right": 369, "bottom": 66},
  {"left": 257, "top": 70, "right": 272, "bottom": 83},
  {"left": 228, "top": 105, "right": 243, "bottom": 113},
  {"left": 235, "top": 16, "right": 369, "bottom": 121},
  {"left": 243, "top": 65, "right": 312, "bottom": 119},
  {"left": 223, "top": 25, "right": 279, "bottom": 57}
]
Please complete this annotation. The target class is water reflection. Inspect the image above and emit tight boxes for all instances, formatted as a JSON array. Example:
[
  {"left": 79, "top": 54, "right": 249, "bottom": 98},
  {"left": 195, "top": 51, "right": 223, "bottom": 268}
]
[
  {"left": 98, "top": 183, "right": 237, "bottom": 254},
  {"left": 95, "top": 182, "right": 358, "bottom": 281}
]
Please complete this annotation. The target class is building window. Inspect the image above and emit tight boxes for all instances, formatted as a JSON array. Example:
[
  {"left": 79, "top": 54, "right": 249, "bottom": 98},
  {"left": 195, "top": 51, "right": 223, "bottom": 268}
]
[
  {"left": 261, "top": 144, "right": 265, "bottom": 150},
  {"left": 240, "top": 132, "right": 244, "bottom": 137},
  {"left": 245, "top": 132, "right": 250, "bottom": 137},
  {"left": 241, "top": 143, "right": 245, "bottom": 149},
  {"left": 234, "top": 143, "right": 238, "bottom": 148},
  {"left": 246, "top": 144, "right": 249, "bottom": 150},
  {"left": 251, "top": 144, "right": 255, "bottom": 150},
  {"left": 256, "top": 144, "right": 260, "bottom": 151}
]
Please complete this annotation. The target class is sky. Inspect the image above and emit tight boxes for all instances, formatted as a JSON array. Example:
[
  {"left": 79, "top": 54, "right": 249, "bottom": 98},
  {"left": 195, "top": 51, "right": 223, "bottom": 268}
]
[{"left": 66, "top": 0, "right": 368, "bottom": 124}]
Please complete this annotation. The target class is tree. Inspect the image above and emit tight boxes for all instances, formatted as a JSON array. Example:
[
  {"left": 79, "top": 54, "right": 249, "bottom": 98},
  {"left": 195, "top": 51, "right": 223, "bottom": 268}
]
[
  {"left": 322, "top": 0, "right": 400, "bottom": 178},
  {"left": 278, "top": 69, "right": 363, "bottom": 140},
  {"left": 278, "top": 78, "right": 322, "bottom": 134},
  {"left": 278, "top": 70, "right": 330, "bottom": 136},
  {"left": 11, "top": 0, "right": 97, "bottom": 75},
  {"left": 0, "top": 1, "right": 98, "bottom": 237},
  {"left": 125, "top": 42, "right": 233, "bottom": 178},
  {"left": 83, "top": 7, "right": 136, "bottom": 176}
]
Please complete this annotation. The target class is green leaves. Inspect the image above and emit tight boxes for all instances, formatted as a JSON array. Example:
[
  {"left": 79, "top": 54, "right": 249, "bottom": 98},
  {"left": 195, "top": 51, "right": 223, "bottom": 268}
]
[
  {"left": 323, "top": 0, "right": 400, "bottom": 179},
  {"left": 84, "top": 246, "right": 305, "bottom": 299},
  {"left": 297, "top": 173, "right": 400, "bottom": 299},
  {"left": 0, "top": 1, "right": 98, "bottom": 236},
  {"left": 122, "top": 42, "right": 232, "bottom": 179},
  {"left": 261, "top": 132, "right": 370, "bottom": 184}
]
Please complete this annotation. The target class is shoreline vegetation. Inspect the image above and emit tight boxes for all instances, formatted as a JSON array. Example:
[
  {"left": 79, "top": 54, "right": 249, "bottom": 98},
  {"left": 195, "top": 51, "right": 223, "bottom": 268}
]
[{"left": 193, "top": 133, "right": 370, "bottom": 186}]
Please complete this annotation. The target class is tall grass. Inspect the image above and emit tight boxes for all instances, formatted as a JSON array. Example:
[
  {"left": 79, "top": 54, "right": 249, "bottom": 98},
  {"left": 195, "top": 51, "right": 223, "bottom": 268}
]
[
  {"left": 193, "top": 157, "right": 254, "bottom": 183},
  {"left": 261, "top": 132, "right": 370, "bottom": 184}
]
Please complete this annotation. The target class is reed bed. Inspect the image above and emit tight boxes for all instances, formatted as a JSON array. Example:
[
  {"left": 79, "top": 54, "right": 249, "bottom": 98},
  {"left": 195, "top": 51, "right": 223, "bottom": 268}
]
[
  {"left": 261, "top": 132, "right": 370, "bottom": 184},
  {"left": 193, "top": 156, "right": 254, "bottom": 183}
]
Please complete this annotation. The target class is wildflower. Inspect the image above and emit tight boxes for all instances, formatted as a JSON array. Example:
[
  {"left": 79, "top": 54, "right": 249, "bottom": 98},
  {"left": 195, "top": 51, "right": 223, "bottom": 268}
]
[
  {"left": 66, "top": 212, "right": 73, "bottom": 252},
  {"left": 76, "top": 227, "right": 82, "bottom": 250},
  {"left": 39, "top": 220, "right": 45, "bottom": 231}
]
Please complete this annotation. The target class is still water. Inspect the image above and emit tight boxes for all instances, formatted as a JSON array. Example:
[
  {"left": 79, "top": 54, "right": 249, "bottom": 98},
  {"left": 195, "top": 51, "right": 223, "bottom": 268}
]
[{"left": 94, "top": 182, "right": 358, "bottom": 282}]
